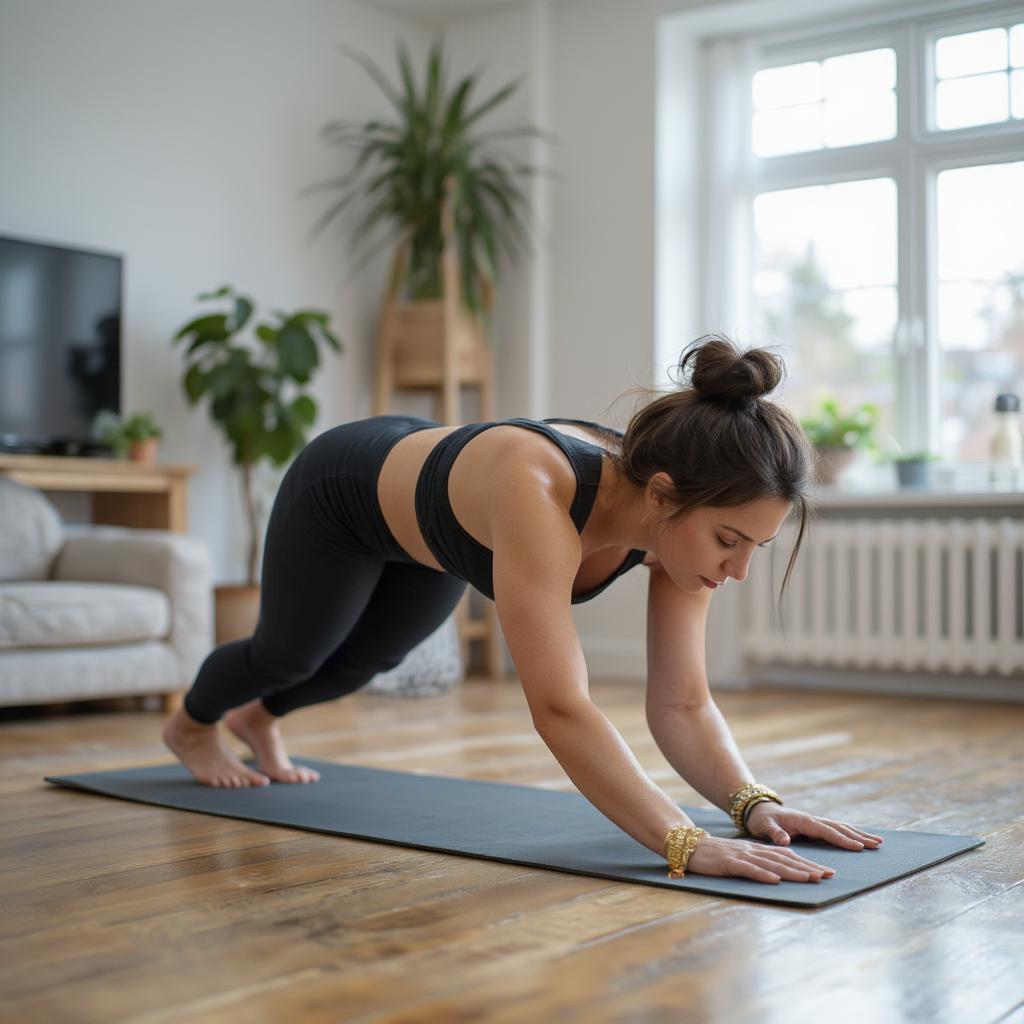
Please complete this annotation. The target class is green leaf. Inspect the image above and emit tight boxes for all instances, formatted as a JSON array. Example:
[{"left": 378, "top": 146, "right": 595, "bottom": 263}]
[
  {"left": 276, "top": 322, "right": 319, "bottom": 382},
  {"left": 234, "top": 297, "right": 254, "bottom": 331},
  {"left": 196, "top": 285, "right": 233, "bottom": 301},
  {"left": 396, "top": 40, "right": 419, "bottom": 119},
  {"left": 340, "top": 44, "right": 405, "bottom": 115},
  {"left": 424, "top": 38, "right": 445, "bottom": 127},
  {"left": 183, "top": 364, "right": 208, "bottom": 403},
  {"left": 291, "top": 395, "right": 317, "bottom": 426},
  {"left": 173, "top": 314, "right": 230, "bottom": 343},
  {"left": 463, "top": 80, "right": 520, "bottom": 130},
  {"left": 263, "top": 419, "right": 294, "bottom": 464},
  {"left": 320, "top": 327, "right": 343, "bottom": 353},
  {"left": 186, "top": 333, "right": 219, "bottom": 356},
  {"left": 292, "top": 310, "right": 330, "bottom": 326}
]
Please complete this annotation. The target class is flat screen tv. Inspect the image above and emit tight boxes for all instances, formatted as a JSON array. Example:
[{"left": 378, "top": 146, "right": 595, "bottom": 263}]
[{"left": 0, "top": 234, "right": 122, "bottom": 455}]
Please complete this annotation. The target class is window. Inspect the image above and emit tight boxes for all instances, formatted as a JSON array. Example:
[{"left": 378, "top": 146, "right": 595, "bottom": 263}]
[
  {"left": 753, "top": 177, "right": 898, "bottom": 438},
  {"left": 740, "top": 3, "right": 1024, "bottom": 459},
  {"left": 752, "top": 48, "right": 897, "bottom": 157},
  {"left": 936, "top": 160, "right": 1024, "bottom": 457},
  {"left": 934, "top": 23, "right": 1024, "bottom": 129}
]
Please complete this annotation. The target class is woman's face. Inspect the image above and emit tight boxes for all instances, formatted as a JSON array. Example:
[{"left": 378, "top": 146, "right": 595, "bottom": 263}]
[{"left": 645, "top": 485, "right": 793, "bottom": 595}]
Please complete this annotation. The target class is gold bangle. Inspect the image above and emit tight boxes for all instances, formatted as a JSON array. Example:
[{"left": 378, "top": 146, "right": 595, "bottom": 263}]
[
  {"left": 728, "top": 783, "right": 783, "bottom": 832},
  {"left": 663, "top": 825, "right": 706, "bottom": 879}
]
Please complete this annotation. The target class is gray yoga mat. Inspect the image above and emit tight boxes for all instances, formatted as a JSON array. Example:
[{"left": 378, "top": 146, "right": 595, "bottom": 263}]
[{"left": 45, "top": 758, "right": 983, "bottom": 908}]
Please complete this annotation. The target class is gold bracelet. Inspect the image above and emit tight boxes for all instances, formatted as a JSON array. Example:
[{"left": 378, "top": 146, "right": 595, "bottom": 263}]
[
  {"left": 663, "top": 825, "right": 706, "bottom": 879},
  {"left": 728, "top": 783, "right": 783, "bottom": 832}
]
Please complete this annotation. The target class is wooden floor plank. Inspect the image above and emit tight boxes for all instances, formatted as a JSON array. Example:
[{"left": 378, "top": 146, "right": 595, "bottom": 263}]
[{"left": 1, "top": 679, "right": 1021, "bottom": 1023}]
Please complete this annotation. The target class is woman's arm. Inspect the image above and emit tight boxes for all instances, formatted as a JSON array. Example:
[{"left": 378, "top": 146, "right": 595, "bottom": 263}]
[
  {"left": 490, "top": 463, "right": 695, "bottom": 856},
  {"left": 490, "top": 466, "right": 848, "bottom": 880},
  {"left": 644, "top": 565, "right": 756, "bottom": 812}
]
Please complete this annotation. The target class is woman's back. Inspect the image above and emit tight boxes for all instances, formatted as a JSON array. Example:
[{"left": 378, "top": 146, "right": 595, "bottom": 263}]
[{"left": 376, "top": 417, "right": 654, "bottom": 600}]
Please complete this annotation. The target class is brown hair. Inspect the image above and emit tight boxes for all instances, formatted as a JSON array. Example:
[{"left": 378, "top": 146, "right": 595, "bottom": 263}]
[{"left": 607, "top": 334, "right": 813, "bottom": 616}]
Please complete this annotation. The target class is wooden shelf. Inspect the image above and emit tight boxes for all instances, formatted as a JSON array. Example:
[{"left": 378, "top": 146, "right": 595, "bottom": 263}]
[{"left": 0, "top": 454, "right": 196, "bottom": 533}]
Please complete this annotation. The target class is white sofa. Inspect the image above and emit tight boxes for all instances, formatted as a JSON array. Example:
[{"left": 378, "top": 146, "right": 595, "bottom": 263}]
[{"left": 0, "top": 476, "right": 212, "bottom": 708}]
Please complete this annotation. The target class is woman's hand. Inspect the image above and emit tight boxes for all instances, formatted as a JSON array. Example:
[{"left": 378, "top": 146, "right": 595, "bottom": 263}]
[
  {"left": 684, "top": 833, "right": 836, "bottom": 885},
  {"left": 744, "top": 801, "right": 884, "bottom": 851}
]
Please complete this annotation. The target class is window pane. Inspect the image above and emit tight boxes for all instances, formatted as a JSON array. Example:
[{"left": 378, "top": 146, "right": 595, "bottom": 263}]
[
  {"left": 824, "top": 91, "right": 896, "bottom": 147},
  {"left": 823, "top": 48, "right": 896, "bottom": 95},
  {"left": 753, "top": 104, "right": 823, "bottom": 157},
  {"left": 937, "top": 162, "right": 1024, "bottom": 460},
  {"left": 753, "top": 49, "right": 898, "bottom": 156},
  {"left": 937, "top": 162, "right": 1021, "bottom": 280},
  {"left": 1012, "top": 24, "right": 1024, "bottom": 67},
  {"left": 1012, "top": 69, "right": 1024, "bottom": 118},
  {"left": 753, "top": 179, "right": 897, "bottom": 434},
  {"left": 935, "top": 27, "right": 1008, "bottom": 79},
  {"left": 753, "top": 62, "right": 821, "bottom": 109},
  {"left": 935, "top": 73, "right": 1010, "bottom": 129}
]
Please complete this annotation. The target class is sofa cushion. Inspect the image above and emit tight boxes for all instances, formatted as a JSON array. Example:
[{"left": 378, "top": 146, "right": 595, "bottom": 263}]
[
  {"left": 0, "top": 478, "right": 64, "bottom": 581},
  {"left": 0, "top": 582, "right": 171, "bottom": 649}
]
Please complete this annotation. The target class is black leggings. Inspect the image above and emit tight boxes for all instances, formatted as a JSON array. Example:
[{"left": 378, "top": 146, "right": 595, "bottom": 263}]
[{"left": 183, "top": 416, "right": 468, "bottom": 724}]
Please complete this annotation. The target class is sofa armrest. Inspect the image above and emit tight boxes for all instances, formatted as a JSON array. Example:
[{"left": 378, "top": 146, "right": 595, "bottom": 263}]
[{"left": 53, "top": 526, "right": 214, "bottom": 681}]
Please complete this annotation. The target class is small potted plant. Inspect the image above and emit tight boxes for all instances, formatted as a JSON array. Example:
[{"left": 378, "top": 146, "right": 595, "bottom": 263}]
[
  {"left": 892, "top": 450, "right": 940, "bottom": 488},
  {"left": 171, "top": 285, "right": 342, "bottom": 643},
  {"left": 800, "top": 397, "right": 879, "bottom": 486},
  {"left": 93, "top": 411, "right": 163, "bottom": 464}
]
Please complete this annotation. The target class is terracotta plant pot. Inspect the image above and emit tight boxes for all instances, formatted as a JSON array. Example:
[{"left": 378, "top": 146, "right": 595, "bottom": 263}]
[
  {"left": 813, "top": 445, "right": 857, "bottom": 486},
  {"left": 214, "top": 584, "right": 261, "bottom": 644},
  {"left": 129, "top": 439, "right": 159, "bottom": 465}
]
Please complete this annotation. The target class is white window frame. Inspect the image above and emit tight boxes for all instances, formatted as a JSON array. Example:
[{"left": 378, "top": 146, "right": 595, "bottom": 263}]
[{"left": 745, "top": 1, "right": 1024, "bottom": 454}]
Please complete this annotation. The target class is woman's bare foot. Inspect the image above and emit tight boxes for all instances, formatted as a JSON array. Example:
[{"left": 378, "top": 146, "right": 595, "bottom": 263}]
[
  {"left": 224, "top": 699, "right": 320, "bottom": 784},
  {"left": 162, "top": 706, "right": 270, "bottom": 787}
]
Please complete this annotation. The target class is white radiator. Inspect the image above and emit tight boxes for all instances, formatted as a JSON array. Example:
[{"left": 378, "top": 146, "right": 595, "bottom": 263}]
[{"left": 742, "top": 517, "right": 1024, "bottom": 677}]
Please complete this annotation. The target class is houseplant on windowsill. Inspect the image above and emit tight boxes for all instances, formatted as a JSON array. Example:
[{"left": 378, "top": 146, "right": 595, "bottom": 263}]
[
  {"left": 92, "top": 411, "right": 163, "bottom": 465},
  {"left": 171, "top": 285, "right": 343, "bottom": 642},
  {"left": 892, "top": 451, "right": 940, "bottom": 488},
  {"left": 800, "top": 397, "right": 879, "bottom": 486}
]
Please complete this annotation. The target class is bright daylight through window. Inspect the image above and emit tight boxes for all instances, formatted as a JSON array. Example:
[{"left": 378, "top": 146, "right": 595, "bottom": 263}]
[{"left": 746, "top": 7, "right": 1024, "bottom": 462}]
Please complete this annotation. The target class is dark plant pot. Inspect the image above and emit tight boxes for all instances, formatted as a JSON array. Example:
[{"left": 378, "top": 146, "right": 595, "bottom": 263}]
[
  {"left": 813, "top": 446, "right": 857, "bottom": 486},
  {"left": 895, "top": 461, "right": 931, "bottom": 488}
]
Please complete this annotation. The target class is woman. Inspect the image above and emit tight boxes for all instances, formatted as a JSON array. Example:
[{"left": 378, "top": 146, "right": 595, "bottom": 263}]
[{"left": 164, "top": 335, "right": 883, "bottom": 884}]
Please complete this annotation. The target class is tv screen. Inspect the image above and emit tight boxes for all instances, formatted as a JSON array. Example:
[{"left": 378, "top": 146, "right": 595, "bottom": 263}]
[{"left": 0, "top": 234, "right": 122, "bottom": 454}]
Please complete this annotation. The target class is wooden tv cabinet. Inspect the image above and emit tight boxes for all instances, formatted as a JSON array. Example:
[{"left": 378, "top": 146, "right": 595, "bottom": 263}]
[{"left": 0, "top": 454, "right": 196, "bottom": 532}]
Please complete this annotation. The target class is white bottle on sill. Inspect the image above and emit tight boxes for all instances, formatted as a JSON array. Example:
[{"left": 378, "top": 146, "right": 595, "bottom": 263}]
[{"left": 990, "top": 393, "right": 1023, "bottom": 466}]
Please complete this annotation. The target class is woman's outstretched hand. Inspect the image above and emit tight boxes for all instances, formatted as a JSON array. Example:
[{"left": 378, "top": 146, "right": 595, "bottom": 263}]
[
  {"left": 684, "top": 834, "right": 836, "bottom": 885},
  {"left": 744, "top": 802, "right": 885, "bottom": 851}
]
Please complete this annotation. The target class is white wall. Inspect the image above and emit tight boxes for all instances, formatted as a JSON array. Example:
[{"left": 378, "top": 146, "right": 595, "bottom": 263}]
[{"left": 0, "top": 0, "right": 427, "bottom": 582}]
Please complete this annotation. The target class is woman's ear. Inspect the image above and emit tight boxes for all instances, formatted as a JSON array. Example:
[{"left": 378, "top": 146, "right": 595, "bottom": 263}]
[{"left": 646, "top": 472, "right": 674, "bottom": 510}]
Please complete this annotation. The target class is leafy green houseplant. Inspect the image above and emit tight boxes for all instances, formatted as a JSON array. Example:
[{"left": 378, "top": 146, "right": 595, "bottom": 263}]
[
  {"left": 93, "top": 411, "right": 163, "bottom": 462},
  {"left": 303, "top": 38, "right": 542, "bottom": 320},
  {"left": 800, "top": 397, "right": 880, "bottom": 485},
  {"left": 172, "top": 286, "right": 342, "bottom": 586}
]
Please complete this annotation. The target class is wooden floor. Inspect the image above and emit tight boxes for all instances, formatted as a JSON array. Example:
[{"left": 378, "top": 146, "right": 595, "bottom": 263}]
[{"left": 2, "top": 678, "right": 1023, "bottom": 1024}]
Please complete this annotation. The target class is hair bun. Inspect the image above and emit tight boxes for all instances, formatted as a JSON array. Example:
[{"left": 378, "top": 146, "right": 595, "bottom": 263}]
[{"left": 676, "top": 334, "right": 783, "bottom": 407}]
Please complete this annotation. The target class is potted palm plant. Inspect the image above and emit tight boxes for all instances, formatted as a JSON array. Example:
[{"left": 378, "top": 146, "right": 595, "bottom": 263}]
[
  {"left": 172, "top": 286, "right": 342, "bottom": 641},
  {"left": 800, "top": 397, "right": 879, "bottom": 486},
  {"left": 303, "top": 39, "right": 543, "bottom": 398}
]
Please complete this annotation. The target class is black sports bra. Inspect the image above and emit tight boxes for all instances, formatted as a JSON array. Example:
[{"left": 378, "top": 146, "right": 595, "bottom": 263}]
[{"left": 413, "top": 417, "right": 648, "bottom": 602}]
